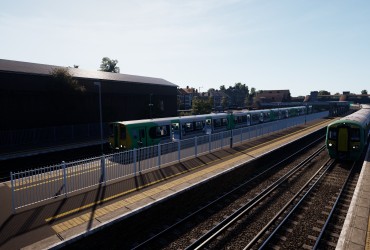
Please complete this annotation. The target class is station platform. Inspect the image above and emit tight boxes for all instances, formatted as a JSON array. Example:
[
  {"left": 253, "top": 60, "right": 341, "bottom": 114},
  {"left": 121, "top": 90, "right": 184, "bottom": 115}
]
[
  {"left": 0, "top": 118, "right": 366, "bottom": 250},
  {"left": 337, "top": 145, "right": 370, "bottom": 250}
]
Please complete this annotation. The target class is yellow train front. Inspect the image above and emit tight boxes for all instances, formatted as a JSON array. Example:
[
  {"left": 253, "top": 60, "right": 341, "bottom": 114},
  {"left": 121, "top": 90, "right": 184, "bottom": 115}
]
[{"left": 326, "top": 105, "right": 370, "bottom": 161}]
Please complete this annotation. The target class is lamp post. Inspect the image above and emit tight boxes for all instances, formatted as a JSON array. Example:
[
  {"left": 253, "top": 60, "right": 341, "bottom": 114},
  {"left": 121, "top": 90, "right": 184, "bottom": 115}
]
[{"left": 94, "top": 81, "right": 103, "bottom": 154}]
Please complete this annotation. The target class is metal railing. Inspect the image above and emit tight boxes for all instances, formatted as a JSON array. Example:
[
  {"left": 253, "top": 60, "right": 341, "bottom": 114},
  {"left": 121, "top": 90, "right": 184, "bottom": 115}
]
[{"left": 10, "top": 111, "right": 328, "bottom": 212}]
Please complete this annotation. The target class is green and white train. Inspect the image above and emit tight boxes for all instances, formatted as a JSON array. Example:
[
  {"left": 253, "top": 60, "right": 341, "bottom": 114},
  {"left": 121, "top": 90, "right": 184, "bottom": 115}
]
[
  {"left": 109, "top": 106, "right": 311, "bottom": 150},
  {"left": 326, "top": 104, "right": 370, "bottom": 161}
]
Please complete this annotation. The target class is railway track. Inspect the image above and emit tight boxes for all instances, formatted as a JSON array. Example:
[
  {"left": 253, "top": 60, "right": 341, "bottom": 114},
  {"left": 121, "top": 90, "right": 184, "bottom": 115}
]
[
  {"left": 130, "top": 138, "right": 363, "bottom": 250},
  {"left": 256, "top": 160, "right": 356, "bottom": 250},
  {"left": 304, "top": 160, "right": 361, "bottom": 249},
  {"left": 131, "top": 137, "right": 329, "bottom": 249}
]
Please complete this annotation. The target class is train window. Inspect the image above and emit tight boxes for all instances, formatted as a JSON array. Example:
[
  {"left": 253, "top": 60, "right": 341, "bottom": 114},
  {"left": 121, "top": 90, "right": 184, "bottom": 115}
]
[
  {"left": 184, "top": 122, "right": 194, "bottom": 132},
  {"left": 251, "top": 114, "right": 259, "bottom": 123},
  {"left": 194, "top": 121, "right": 203, "bottom": 130},
  {"left": 242, "top": 116, "right": 248, "bottom": 123},
  {"left": 221, "top": 118, "right": 228, "bottom": 126},
  {"left": 214, "top": 119, "right": 221, "bottom": 127},
  {"left": 149, "top": 125, "right": 170, "bottom": 138},
  {"left": 328, "top": 128, "right": 337, "bottom": 139},
  {"left": 172, "top": 123, "right": 179, "bottom": 131},
  {"left": 351, "top": 128, "right": 360, "bottom": 141}
]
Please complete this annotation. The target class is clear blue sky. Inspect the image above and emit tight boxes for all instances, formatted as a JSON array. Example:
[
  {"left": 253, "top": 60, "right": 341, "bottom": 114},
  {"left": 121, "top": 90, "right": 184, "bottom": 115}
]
[{"left": 1, "top": 0, "right": 369, "bottom": 97}]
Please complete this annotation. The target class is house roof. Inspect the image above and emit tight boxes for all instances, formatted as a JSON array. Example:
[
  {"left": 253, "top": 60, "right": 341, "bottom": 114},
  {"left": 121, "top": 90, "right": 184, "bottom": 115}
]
[
  {"left": 0, "top": 59, "right": 177, "bottom": 87},
  {"left": 182, "top": 87, "right": 197, "bottom": 94}
]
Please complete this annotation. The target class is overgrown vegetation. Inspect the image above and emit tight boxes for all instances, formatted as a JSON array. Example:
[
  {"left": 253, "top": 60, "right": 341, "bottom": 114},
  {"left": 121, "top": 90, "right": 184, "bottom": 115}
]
[
  {"left": 99, "top": 57, "right": 120, "bottom": 73},
  {"left": 50, "top": 67, "right": 86, "bottom": 92}
]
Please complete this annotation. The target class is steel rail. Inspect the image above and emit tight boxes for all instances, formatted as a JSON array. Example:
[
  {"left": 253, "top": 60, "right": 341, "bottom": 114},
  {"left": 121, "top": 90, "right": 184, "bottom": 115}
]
[
  {"left": 185, "top": 144, "right": 327, "bottom": 250},
  {"left": 312, "top": 161, "right": 356, "bottom": 249},
  {"left": 255, "top": 158, "right": 336, "bottom": 250},
  {"left": 133, "top": 137, "right": 325, "bottom": 250}
]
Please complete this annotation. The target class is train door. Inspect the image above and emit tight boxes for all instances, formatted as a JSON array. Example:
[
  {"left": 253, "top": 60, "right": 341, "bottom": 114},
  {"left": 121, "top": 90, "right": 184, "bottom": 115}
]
[
  {"left": 204, "top": 118, "right": 212, "bottom": 134},
  {"left": 247, "top": 114, "right": 251, "bottom": 126},
  {"left": 133, "top": 127, "right": 147, "bottom": 147},
  {"left": 337, "top": 127, "right": 348, "bottom": 152},
  {"left": 259, "top": 112, "right": 264, "bottom": 123},
  {"left": 172, "top": 122, "right": 180, "bottom": 141}
]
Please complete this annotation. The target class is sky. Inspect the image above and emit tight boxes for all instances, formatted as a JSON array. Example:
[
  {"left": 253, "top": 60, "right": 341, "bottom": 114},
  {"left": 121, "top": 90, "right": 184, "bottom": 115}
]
[{"left": 1, "top": 0, "right": 369, "bottom": 97}]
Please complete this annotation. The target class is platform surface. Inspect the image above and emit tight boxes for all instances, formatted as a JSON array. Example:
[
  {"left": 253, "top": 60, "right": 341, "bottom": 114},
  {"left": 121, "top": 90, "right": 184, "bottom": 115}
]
[{"left": 337, "top": 145, "right": 370, "bottom": 250}]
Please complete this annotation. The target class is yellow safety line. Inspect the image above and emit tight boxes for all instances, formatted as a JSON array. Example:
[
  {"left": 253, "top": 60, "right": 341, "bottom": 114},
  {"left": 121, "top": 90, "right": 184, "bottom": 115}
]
[
  {"left": 366, "top": 215, "right": 370, "bottom": 250},
  {"left": 45, "top": 119, "right": 332, "bottom": 224}
]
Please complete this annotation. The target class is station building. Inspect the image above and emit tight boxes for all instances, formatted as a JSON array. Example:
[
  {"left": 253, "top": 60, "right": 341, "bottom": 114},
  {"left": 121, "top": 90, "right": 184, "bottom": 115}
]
[{"left": 0, "top": 59, "right": 178, "bottom": 130}]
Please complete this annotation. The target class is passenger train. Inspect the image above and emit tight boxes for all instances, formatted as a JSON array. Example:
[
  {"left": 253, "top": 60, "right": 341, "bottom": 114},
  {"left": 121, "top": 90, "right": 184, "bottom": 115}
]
[
  {"left": 326, "top": 104, "right": 370, "bottom": 161},
  {"left": 109, "top": 106, "right": 312, "bottom": 150}
]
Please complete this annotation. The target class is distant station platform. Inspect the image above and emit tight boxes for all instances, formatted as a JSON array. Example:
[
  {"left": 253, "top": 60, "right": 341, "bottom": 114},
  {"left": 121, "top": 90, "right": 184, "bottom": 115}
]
[
  {"left": 337, "top": 146, "right": 370, "bottom": 250},
  {"left": 0, "top": 118, "right": 368, "bottom": 249}
]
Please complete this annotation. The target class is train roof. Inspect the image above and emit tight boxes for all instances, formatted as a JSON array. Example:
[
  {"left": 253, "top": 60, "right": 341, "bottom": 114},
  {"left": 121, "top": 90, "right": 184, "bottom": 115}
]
[
  {"left": 329, "top": 106, "right": 370, "bottom": 127},
  {"left": 114, "top": 113, "right": 222, "bottom": 126},
  {"left": 113, "top": 105, "right": 309, "bottom": 126}
]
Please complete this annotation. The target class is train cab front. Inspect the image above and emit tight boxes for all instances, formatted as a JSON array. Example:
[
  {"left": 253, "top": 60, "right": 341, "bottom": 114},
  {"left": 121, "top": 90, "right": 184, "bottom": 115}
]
[
  {"left": 109, "top": 123, "right": 130, "bottom": 150},
  {"left": 326, "top": 123, "right": 362, "bottom": 160}
]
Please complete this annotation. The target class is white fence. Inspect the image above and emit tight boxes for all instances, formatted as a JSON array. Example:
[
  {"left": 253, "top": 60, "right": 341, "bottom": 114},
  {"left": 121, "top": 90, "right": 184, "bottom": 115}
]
[{"left": 10, "top": 111, "right": 328, "bottom": 212}]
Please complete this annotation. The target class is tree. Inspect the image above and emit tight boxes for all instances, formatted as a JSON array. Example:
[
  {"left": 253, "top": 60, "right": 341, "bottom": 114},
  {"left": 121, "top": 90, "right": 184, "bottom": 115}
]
[
  {"left": 244, "top": 95, "right": 251, "bottom": 107},
  {"left": 250, "top": 87, "right": 256, "bottom": 97},
  {"left": 99, "top": 57, "right": 120, "bottom": 73},
  {"left": 361, "top": 90, "right": 368, "bottom": 95},
  {"left": 318, "top": 90, "right": 331, "bottom": 95},
  {"left": 208, "top": 96, "right": 214, "bottom": 109},
  {"left": 192, "top": 97, "right": 212, "bottom": 115},
  {"left": 50, "top": 67, "right": 86, "bottom": 92},
  {"left": 221, "top": 96, "right": 229, "bottom": 110}
]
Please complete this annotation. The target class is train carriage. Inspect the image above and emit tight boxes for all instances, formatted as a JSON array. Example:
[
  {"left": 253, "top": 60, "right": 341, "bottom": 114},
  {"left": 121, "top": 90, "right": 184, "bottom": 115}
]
[
  {"left": 109, "top": 117, "right": 174, "bottom": 149},
  {"left": 326, "top": 105, "right": 370, "bottom": 160},
  {"left": 109, "top": 105, "right": 313, "bottom": 150},
  {"left": 171, "top": 114, "right": 212, "bottom": 141},
  {"left": 231, "top": 111, "right": 251, "bottom": 129}
]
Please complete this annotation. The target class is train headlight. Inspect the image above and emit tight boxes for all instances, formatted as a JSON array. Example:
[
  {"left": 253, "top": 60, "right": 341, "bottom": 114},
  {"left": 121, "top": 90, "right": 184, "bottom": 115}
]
[
  {"left": 328, "top": 143, "right": 333, "bottom": 147},
  {"left": 352, "top": 145, "right": 359, "bottom": 149}
]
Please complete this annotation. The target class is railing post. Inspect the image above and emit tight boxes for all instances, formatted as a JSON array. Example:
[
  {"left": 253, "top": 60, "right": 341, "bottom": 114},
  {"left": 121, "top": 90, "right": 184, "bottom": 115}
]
[
  {"left": 209, "top": 134, "right": 211, "bottom": 153},
  {"left": 157, "top": 144, "right": 161, "bottom": 168},
  {"left": 178, "top": 140, "right": 181, "bottom": 163},
  {"left": 230, "top": 129, "right": 233, "bottom": 148},
  {"left": 10, "top": 172, "right": 15, "bottom": 213},
  {"left": 133, "top": 148, "right": 137, "bottom": 175},
  {"left": 221, "top": 132, "right": 223, "bottom": 148},
  {"left": 101, "top": 155, "right": 106, "bottom": 185},
  {"left": 195, "top": 137, "right": 198, "bottom": 157},
  {"left": 62, "top": 161, "right": 67, "bottom": 197}
]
